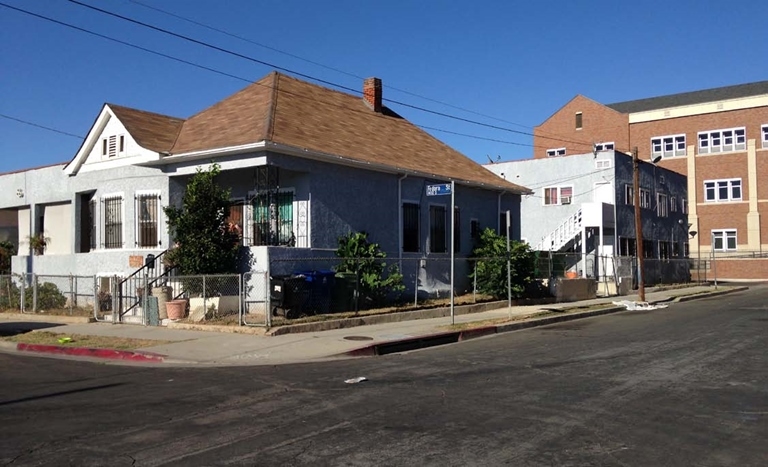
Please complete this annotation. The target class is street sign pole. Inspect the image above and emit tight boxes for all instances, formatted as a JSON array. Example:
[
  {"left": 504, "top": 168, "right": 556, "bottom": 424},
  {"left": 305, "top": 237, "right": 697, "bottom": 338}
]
[
  {"left": 506, "top": 210, "right": 511, "bottom": 319},
  {"left": 450, "top": 181, "right": 455, "bottom": 325}
]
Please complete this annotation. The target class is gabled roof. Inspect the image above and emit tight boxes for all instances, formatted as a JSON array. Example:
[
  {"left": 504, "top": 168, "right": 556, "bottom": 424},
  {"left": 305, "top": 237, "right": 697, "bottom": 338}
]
[
  {"left": 108, "top": 104, "right": 185, "bottom": 153},
  {"left": 606, "top": 80, "right": 768, "bottom": 114}
]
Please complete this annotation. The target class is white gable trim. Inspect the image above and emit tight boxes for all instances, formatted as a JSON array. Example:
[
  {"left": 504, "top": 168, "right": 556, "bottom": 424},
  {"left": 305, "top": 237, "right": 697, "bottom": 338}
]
[{"left": 64, "top": 105, "right": 162, "bottom": 176}]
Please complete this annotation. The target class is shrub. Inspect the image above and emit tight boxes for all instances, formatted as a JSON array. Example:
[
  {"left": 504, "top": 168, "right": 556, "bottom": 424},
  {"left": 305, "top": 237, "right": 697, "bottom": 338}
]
[
  {"left": 470, "top": 228, "right": 536, "bottom": 299},
  {"left": 334, "top": 232, "right": 404, "bottom": 308}
]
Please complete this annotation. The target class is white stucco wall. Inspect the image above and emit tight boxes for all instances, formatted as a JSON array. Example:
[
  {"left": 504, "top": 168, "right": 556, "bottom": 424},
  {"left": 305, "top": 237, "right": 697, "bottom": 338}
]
[
  {"left": 17, "top": 207, "right": 30, "bottom": 253},
  {"left": 42, "top": 202, "right": 72, "bottom": 255}
]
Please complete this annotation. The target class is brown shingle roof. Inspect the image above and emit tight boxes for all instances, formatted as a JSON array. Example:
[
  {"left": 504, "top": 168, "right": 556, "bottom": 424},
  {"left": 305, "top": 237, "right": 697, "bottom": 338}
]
[
  {"left": 169, "top": 72, "right": 528, "bottom": 193},
  {"left": 109, "top": 104, "right": 184, "bottom": 153}
]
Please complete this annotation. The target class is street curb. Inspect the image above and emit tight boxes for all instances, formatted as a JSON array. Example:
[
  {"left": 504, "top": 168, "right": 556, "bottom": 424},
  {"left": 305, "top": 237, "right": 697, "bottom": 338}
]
[
  {"left": 167, "top": 322, "right": 267, "bottom": 335},
  {"left": 342, "top": 287, "right": 749, "bottom": 358},
  {"left": 0, "top": 313, "right": 95, "bottom": 324},
  {"left": 14, "top": 343, "right": 166, "bottom": 363}
]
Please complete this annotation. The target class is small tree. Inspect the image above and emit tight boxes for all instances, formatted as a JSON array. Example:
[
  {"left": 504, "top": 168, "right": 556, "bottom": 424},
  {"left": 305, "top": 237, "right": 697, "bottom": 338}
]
[
  {"left": 164, "top": 163, "right": 240, "bottom": 276},
  {"left": 334, "top": 231, "right": 404, "bottom": 308},
  {"left": 0, "top": 240, "right": 16, "bottom": 274},
  {"left": 470, "top": 228, "right": 536, "bottom": 299}
]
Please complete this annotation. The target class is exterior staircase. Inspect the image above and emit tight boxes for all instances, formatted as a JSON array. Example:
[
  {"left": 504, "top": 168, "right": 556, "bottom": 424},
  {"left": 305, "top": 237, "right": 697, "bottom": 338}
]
[
  {"left": 112, "top": 250, "right": 176, "bottom": 324},
  {"left": 535, "top": 208, "right": 583, "bottom": 252}
]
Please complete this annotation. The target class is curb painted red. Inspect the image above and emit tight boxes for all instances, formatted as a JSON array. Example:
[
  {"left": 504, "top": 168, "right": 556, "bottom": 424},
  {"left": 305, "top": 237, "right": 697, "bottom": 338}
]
[{"left": 16, "top": 343, "right": 165, "bottom": 363}]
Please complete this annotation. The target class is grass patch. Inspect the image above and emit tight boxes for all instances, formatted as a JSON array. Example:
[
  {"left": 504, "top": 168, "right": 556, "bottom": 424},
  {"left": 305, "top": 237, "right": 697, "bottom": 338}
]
[{"left": 2, "top": 331, "right": 172, "bottom": 350}]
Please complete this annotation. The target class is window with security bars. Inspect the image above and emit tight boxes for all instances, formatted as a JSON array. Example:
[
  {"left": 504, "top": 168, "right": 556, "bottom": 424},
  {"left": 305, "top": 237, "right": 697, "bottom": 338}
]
[
  {"left": 659, "top": 241, "right": 671, "bottom": 259},
  {"left": 226, "top": 202, "right": 244, "bottom": 242},
  {"left": 429, "top": 205, "right": 447, "bottom": 253},
  {"left": 252, "top": 191, "right": 294, "bottom": 246},
  {"left": 103, "top": 196, "right": 123, "bottom": 249},
  {"left": 402, "top": 202, "right": 419, "bottom": 252},
  {"left": 136, "top": 194, "right": 159, "bottom": 248},
  {"left": 643, "top": 240, "right": 655, "bottom": 258},
  {"left": 619, "top": 237, "right": 636, "bottom": 257}
]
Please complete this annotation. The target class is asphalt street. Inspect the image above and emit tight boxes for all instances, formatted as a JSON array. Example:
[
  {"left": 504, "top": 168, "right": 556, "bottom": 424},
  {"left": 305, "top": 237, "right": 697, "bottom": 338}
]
[{"left": 1, "top": 286, "right": 767, "bottom": 466}]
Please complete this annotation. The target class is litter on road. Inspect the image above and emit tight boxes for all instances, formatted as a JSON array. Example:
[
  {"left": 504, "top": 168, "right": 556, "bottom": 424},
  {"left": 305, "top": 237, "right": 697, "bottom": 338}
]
[
  {"left": 612, "top": 301, "right": 669, "bottom": 311},
  {"left": 344, "top": 377, "right": 368, "bottom": 384}
]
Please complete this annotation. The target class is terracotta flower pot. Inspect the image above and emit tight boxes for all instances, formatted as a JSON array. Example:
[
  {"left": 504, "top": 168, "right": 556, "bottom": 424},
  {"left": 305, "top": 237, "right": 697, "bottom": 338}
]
[{"left": 166, "top": 299, "right": 187, "bottom": 320}]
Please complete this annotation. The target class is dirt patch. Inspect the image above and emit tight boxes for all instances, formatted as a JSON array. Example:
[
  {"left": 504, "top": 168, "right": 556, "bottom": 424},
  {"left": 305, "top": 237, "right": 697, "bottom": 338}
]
[
  {"left": 0, "top": 308, "right": 94, "bottom": 317},
  {"left": 1, "top": 331, "right": 173, "bottom": 350}
]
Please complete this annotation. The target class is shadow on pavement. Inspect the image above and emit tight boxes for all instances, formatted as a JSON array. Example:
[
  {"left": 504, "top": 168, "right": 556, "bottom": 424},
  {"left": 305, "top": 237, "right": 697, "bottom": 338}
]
[{"left": 0, "top": 322, "right": 65, "bottom": 337}]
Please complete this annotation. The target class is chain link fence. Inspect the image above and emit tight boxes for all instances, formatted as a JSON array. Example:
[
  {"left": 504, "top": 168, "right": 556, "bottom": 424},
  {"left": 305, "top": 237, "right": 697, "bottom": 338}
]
[
  {"left": 242, "top": 271, "right": 268, "bottom": 326},
  {"left": 0, "top": 273, "right": 97, "bottom": 315}
]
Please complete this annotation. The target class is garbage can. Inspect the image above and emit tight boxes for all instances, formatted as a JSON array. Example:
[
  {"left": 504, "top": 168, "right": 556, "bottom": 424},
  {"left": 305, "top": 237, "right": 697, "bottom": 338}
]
[
  {"left": 332, "top": 272, "right": 358, "bottom": 312},
  {"left": 270, "top": 275, "right": 310, "bottom": 319},
  {"left": 293, "top": 270, "right": 335, "bottom": 315}
]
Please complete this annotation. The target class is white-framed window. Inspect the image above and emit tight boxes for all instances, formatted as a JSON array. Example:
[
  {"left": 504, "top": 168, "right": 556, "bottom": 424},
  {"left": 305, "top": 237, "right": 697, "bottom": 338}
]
[
  {"left": 625, "top": 184, "right": 634, "bottom": 205},
  {"left": 135, "top": 191, "right": 161, "bottom": 248},
  {"left": 762, "top": 124, "right": 768, "bottom": 149},
  {"left": 594, "top": 142, "right": 614, "bottom": 152},
  {"left": 543, "top": 186, "right": 573, "bottom": 205},
  {"left": 595, "top": 159, "right": 612, "bottom": 169},
  {"left": 575, "top": 112, "right": 583, "bottom": 130},
  {"left": 251, "top": 189, "right": 296, "bottom": 247},
  {"left": 640, "top": 188, "right": 651, "bottom": 209},
  {"left": 698, "top": 127, "right": 746, "bottom": 154},
  {"left": 712, "top": 229, "right": 737, "bottom": 251},
  {"left": 546, "top": 147, "right": 566, "bottom": 157},
  {"left": 651, "top": 134, "right": 686, "bottom": 159},
  {"left": 704, "top": 179, "right": 742, "bottom": 202},
  {"left": 682, "top": 198, "right": 688, "bottom": 214},
  {"left": 657, "top": 193, "right": 668, "bottom": 217},
  {"left": 101, "top": 194, "right": 124, "bottom": 249},
  {"left": 670, "top": 196, "right": 678, "bottom": 212}
]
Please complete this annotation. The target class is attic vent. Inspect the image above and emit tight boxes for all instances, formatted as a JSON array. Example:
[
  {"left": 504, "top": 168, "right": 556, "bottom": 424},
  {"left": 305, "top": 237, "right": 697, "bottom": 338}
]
[{"left": 108, "top": 135, "right": 117, "bottom": 157}]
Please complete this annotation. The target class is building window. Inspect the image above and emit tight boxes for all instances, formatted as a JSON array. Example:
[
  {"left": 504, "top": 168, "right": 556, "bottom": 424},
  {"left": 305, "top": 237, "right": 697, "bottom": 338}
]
[
  {"left": 640, "top": 188, "right": 651, "bottom": 209},
  {"left": 595, "top": 159, "right": 612, "bottom": 169},
  {"left": 470, "top": 219, "right": 480, "bottom": 243},
  {"left": 625, "top": 184, "right": 634, "bottom": 205},
  {"left": 429, "top": 205, "right": 447, "bottom": 253},
  {"left": 252, "top": 191, "right": 294, "bottom": 246},
  {"left": 103, "top": 196, "right": 123, "bottom": 249},
  {"left": 546, "top": 148, "right": 566, "bottom": 157},
  {"left": 499, "top": 212, "right": 508, "bottom": 236},
  {"left": 698, "top": 127, "right": 746, "bottom": 154},
  {"left": 762, "top": 125, "right": 768, "bottom": 149},
  {"left": 651, "top": 134, "right": 686, "bottom": 159},
  {"left": 136, "top": 193, "right": 160, "bottom": 248},
  {"left": 594, "top": 142, "right": 614, "bottom": 152},
  {"left": 672, "top": 242, "right": 680, "bottom": 257},
  {"left": 402, "top": 203, "right": 419, "bottom": 252},
  {"left": 643, "top": 239, "right": 655, "bottom": 258},
  {"left": 712, "top": 229, "right": 737, "bottom": 251},
  {"left": 119, "top": 135, "right": 125, "bottom": 153},
  {"left": 619, "top": 237, "right": 636, "bottom": 257},
  {"left": 670, "top": 196, "right": 678, "bottom": 212},
  {"left": 659, "top": 241, "right": 671, "bottom": 260},
  {"left": 704, "top": 179, "right": 741, "bottom": 202},
  {"left": 657, "top": 193, "right": 668, "bottom": 217},
  {"left": 575, "top": 112, "right": 582, "bottom": 130},
  {"left": 684, "top": 242, "right": 690, "bottom": 257},
  {"left": 682, "top": 199, "right": 688, "bottom": 214},
  {"left": 101, "top": 138, "right": 107, "bottom": 156},
  {"left": 226, "top": 200, "right": 244, "bottom": 242},
  {"left": 544, "top": 186, "right": 573, "bottom": 205}
]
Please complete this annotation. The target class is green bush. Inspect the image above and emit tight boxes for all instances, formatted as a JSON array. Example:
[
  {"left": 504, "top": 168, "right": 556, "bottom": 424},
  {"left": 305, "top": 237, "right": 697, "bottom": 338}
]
[
  {"left": 0, "top": 240, "right": 16, "bottom": 274},
  {"left": 0, "top": 280, "right": 67, "bottom": 310},
  {"left": 334, "top": 231, "right": 405, "bottom": 308},
  {"left": 470, "top": 228, "right": 536, "bottom": 299}
]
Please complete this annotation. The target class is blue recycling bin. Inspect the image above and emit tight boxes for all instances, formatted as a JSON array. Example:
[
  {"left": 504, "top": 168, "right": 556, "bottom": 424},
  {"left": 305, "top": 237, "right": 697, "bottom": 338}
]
[{"left": 293, "top": 270, "right": 335, "bottom": 315}]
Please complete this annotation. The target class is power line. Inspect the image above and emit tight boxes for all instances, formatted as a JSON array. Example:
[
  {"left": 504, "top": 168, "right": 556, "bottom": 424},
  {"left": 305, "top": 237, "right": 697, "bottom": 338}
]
[
  {"left": 0, "top": 2, "right": 552, "bottom": 152},
  {"left": 127, "top": 0, "right": 538, "bottom": 132},
  {"left": 0, "top": 113, "right": 83, "bottom": 139},
  {"left": 65, "top": 0, "right": 600, "bottom": 150}
]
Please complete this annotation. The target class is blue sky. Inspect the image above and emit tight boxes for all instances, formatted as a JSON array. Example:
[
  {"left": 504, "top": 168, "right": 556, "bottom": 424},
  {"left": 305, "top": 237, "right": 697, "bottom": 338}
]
[{"left": 1, "top": 0, "right": 766, "bottom": 173}]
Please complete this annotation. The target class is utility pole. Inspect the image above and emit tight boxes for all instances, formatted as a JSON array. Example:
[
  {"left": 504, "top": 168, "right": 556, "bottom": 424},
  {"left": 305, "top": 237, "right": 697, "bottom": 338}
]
[{"left": 633, "top": 147, "right": 646, "bottom": 302}]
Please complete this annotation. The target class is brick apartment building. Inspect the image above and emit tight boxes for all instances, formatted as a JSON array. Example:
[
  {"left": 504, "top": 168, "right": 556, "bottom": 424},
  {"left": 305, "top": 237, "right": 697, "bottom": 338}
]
[{"left": 533, "top": 81, "right": 768, "bottom": 280}]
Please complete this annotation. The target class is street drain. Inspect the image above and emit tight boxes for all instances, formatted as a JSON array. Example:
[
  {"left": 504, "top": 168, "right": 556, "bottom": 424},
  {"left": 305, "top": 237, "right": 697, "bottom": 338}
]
[{"left": 344, "top": 336, "right": 374, "bottom": 341}]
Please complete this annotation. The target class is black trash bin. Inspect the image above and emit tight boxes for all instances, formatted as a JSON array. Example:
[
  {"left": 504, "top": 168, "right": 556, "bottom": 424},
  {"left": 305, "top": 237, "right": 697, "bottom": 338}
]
[
  {"left": 270, "top": 275, "right": 310, "bottom": 319},
  {"left": 293, "top": 270, "right": 335, "bottom": 315}
]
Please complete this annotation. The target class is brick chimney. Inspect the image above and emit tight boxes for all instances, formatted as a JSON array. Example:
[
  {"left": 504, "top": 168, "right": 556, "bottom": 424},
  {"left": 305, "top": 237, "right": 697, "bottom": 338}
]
[{"left": 363, "top": 77, "right": 382, "bottom": 112}]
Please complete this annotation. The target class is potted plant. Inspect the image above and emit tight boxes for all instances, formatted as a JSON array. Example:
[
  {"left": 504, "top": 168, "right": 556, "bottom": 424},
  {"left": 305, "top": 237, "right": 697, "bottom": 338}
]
[{"left": 27, "top": 233, "right": 50, "bottom": 256}]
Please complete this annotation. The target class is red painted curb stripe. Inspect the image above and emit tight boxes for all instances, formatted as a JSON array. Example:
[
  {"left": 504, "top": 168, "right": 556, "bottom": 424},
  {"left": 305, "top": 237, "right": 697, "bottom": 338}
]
[{"left": 16, "top": 343, "right": 165, "bottom": 363}]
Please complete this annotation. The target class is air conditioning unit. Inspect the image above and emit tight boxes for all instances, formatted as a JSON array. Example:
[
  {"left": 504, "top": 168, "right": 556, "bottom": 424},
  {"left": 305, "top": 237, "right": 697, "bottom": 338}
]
[{"left": 561, "top": 196, "right": 572, "bottom": 205}]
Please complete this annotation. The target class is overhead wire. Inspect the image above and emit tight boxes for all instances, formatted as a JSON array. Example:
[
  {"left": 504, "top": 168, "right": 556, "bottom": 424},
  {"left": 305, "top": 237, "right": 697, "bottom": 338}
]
[{"left": 0, "top": 113, "right": 84, "bottom": 139}]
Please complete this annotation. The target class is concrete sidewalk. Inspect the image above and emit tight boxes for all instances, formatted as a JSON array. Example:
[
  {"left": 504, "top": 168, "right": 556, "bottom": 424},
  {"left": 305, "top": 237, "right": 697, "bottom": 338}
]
[{"left": 0, "top": 284, "right": 749, "bottom": 366}]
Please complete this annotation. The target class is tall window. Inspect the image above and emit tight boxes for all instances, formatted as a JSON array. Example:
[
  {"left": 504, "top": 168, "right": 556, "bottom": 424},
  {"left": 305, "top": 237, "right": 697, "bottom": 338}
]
[
  {"left": 643, "top": 239, "right": 655, "bottom": 258},
  {"left": 651, "top": 134, "right": 686, "bottom": 159},
  {"left": 762, "top": 125, "right": 768, "bottom": 149},
  {"left": 103, "top": 196, "right": 123, "bottom": 249},
  {"left": 252, "top": 191, "right": 294, "bottom": 246},
  {"left": 659, "top": 241, "right": 671, "bottom": 259},
  {"left": 657, "top": 193, "right": 668, "bottom": 217},
  {"left": 470, "top": 219, "right": 480, "bottom": 244},
  {"left": 712, "top": 229, "right": 737, "bottom": 251},
  {"left": 625, "top": 185, "right": 634, "bottom": 205},
  {"left": 429, "top": 205, "right": 447, "bottom": 253},
  {"left": 704, "top": 179, "right": 741, "bottom": 202},
  {"left": 226, "top": 201, "right": 244, "bottom": 242},
  {"left": 640, "top": 188, "right": 651, "bottom": 209},
  {"left": 670, "top": 196, "right": 678, "bottom": 212},
  {"left": 136, "top": 193, "right": 159, "bottom": 248},
  {"left": 499, "top": 212, "right": 508, "bottom": 237},
  {"left": 575, "top": 112, "right": 583, "bottom": 129},
  {"left": 402, "top": 202, "right": 419, "bottom": 252},
  {"left": 698, "top": 127, "right": 746, "bottom": 154}
]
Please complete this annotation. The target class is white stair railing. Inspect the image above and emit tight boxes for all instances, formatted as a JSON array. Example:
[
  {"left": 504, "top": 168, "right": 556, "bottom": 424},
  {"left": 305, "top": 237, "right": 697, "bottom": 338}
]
[{"left": 535, "top": 209, "right": 582, "bottom": 252}]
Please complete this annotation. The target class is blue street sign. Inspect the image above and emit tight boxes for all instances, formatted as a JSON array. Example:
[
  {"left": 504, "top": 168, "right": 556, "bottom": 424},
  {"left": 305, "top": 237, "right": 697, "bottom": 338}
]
[{"left": 426, "top": 183, "right": 452, "bottom": 196}]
